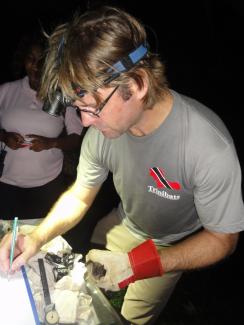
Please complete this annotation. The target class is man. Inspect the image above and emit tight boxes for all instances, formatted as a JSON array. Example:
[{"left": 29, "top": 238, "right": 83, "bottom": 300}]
[{"left": 0, "top": 6, "right": 244, "bottom": 325}]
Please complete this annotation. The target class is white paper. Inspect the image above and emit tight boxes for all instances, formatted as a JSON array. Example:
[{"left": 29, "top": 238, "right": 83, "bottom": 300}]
[{"left": 0, "top": 268, "right": 39, "bottom": 325}]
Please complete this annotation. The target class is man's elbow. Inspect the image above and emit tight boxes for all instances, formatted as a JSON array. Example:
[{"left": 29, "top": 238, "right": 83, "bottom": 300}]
[
  {"left": 209, "top": 230, "right": 239, "bottom": 258},
  {"left": 227, "top": 233, "right": 239, "bottom": 255}
]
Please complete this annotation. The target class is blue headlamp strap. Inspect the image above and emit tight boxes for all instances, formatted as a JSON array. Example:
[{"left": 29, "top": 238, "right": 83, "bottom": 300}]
[
  {"left": 72, "top": 44, "right": 148, "bottom": 97},
  {"left": 104, "top": 44, "right": 148, "bottom": 84}
]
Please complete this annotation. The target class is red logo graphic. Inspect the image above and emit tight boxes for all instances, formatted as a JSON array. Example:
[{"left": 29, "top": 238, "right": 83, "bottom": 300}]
[{"left": 149, "top": 167, "right": 181, "bottom": 190}]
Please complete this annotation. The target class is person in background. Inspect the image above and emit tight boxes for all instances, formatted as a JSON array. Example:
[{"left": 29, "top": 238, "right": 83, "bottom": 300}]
[
  {"left": 0, "top": 30, "right": 83, "bottom": 225},
  {"left": 0, "top": 7, "right": 244, "bottom": 325}
]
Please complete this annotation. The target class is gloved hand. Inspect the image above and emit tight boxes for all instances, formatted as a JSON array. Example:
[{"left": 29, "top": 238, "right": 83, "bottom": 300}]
[{"left": 86, "top": 239, "right": 164, "bottom": 291}]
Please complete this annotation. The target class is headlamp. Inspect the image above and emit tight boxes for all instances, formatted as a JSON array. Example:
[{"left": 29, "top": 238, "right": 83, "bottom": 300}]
[
  {"left": 42, "top": 44, "right": 148, "bottom": 116},
  {"left": 42, "top": 90, "right": 73, "bottom": 117}
]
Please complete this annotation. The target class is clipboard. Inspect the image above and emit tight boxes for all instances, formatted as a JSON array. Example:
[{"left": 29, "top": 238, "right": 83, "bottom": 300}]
[{"left": 0, "top": 266, "right": 40, "bottom": 325}]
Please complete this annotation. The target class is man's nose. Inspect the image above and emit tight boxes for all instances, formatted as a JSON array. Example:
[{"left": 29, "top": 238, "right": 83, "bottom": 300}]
[{"left": 79, "top": 112, "right": 97, "bottom": 127}]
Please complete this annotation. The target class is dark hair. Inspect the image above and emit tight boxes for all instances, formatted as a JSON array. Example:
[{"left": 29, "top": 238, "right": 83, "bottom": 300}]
[{"left": 11, "top": 29, "right": 47, "bottom": 80}]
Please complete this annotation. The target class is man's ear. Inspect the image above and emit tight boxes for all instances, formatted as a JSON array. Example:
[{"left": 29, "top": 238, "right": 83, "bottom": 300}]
[{"left": 130, "top": 69, "right": 149, "bottom": 101}]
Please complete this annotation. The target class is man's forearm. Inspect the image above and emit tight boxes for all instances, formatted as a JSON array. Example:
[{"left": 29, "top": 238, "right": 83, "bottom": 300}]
[
  {"left": 160, "top": 229, "right": 239, "bottom": 273},
  {"left": 30, "top": 182, "right": 101, "bottom": 247}
]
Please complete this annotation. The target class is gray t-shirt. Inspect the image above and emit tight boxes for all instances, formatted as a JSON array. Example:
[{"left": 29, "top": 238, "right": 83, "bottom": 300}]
[{"left": 76, "top": 90, "right": 244, "bottom": 244}]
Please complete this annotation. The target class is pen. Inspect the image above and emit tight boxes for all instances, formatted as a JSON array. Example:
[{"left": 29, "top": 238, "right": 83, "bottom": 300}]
[{"left": 8, "top": 217, "right": 18, "bottom": 279}]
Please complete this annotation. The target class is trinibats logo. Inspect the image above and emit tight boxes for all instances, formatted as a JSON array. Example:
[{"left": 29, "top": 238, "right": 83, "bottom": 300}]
[{"left": 148, "top": 167, "right": 181, "bottom": 200}]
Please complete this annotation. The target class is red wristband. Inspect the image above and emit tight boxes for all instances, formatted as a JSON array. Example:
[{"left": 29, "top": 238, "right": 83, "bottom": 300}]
[{"left": 118, "top": 239, "right": 164, "bottom": 289}]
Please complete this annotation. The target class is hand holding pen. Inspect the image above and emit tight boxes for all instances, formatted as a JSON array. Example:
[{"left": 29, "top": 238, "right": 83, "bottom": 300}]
[{"left": 0, "top": 220, "right": 40, "bottom": 273}]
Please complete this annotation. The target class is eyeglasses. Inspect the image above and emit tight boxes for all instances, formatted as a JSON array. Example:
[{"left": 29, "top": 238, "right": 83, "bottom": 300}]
[{"left": 77, "top": 86, "right": 119, "bottom": 117}]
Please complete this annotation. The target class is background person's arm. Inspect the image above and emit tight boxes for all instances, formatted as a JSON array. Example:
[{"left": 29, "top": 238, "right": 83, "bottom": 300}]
[{"left": 26, "top": 133, "right": 81, "bottom": 152}]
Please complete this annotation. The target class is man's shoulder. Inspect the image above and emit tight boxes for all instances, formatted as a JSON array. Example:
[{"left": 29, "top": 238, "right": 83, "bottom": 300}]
[
  {"left": 170, "top": 91, "right": 236, "bottom": 171},
  {"left": 86, "top": 126, "right": 104, "bottom": 140},
  {"left": 174, "top": 91, "right": 233, "bottom": 147},
  {"left": 84, "top": 126, "right": 109, "bottom": 149}
]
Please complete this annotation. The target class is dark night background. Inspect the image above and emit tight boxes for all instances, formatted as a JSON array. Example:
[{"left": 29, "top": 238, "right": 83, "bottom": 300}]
[{"left": 1, "top": 1, "right": 244, "bottom": 324}]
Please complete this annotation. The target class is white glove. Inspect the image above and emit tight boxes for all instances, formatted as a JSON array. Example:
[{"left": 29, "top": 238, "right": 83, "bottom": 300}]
[
  {"left": 86, "top": 239, "right": 164, "bottom": 292},
  {"left": 86, "top": 250, "right": 133, "bottom": 291}
]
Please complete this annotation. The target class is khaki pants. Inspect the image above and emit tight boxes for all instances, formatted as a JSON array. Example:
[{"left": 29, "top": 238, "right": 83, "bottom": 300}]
[{"left": 91, "top": 209, "right": 182, "bottom": 325}]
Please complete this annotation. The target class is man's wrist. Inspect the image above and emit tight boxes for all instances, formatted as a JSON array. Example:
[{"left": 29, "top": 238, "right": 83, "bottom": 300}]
[
  {"left": 29, "top": 229, "right": 47, "bottom": 250},
  {"left": 129, "top": 239, "right": 164, "bottom": 280},
  {"left": 118, "top": 239, "right": 164, "bottom": 289}
]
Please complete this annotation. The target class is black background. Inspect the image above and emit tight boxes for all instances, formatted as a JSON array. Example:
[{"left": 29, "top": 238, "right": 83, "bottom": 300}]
[
  {"left": 1, "top": 0, "right": 243, "bottom": 161},
  {"left": 0, "top": 1, "right": 243, "bottom": 324}
]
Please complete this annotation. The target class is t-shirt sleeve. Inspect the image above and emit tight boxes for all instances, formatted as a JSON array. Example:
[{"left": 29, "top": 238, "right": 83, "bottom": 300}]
[
  {"left": 64, "top": 106, "right": 83, "bottom": 135},
  {"left": 194, "top": 144, "right": 244, "bottom": 233},
  {"left": 76, "top": 127, "right": 109, "bottom": 188}
]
